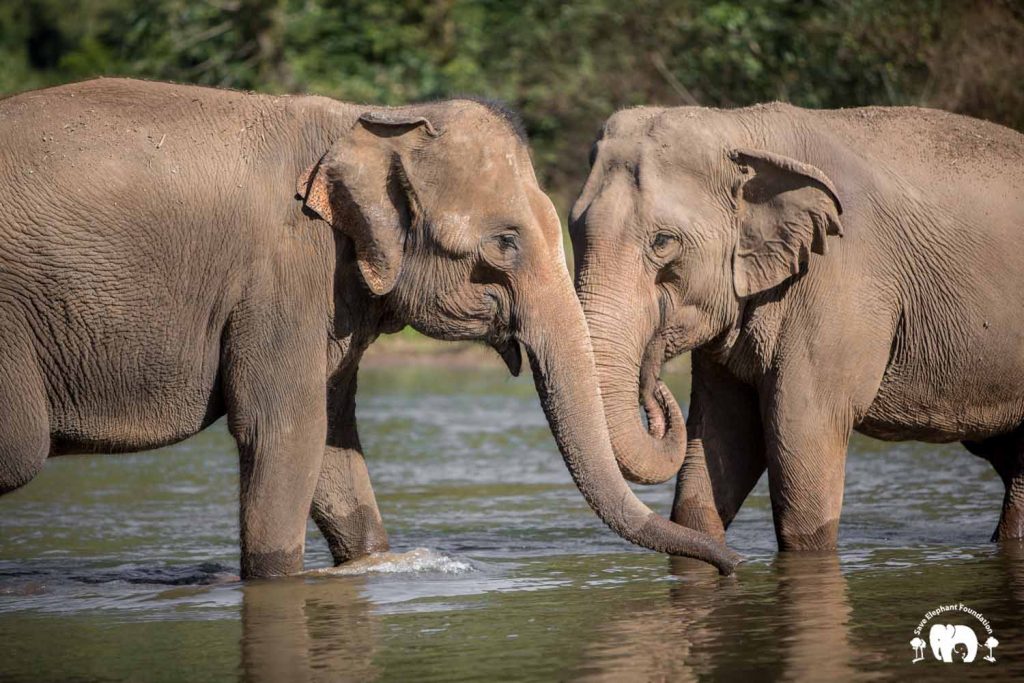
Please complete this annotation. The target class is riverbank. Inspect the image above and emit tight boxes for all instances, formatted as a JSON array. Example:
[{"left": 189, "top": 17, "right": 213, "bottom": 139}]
[
  {"left": 361, "top": 329, "right": 501, "bottom": 369},
  {"left": 361, "top": 327, "right": 690, "bottom": 375}
]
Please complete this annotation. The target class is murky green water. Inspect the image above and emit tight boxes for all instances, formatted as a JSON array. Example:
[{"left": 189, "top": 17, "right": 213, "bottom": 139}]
[{"left": 1, "top": 364, "right": 1021, "bottom": 681}]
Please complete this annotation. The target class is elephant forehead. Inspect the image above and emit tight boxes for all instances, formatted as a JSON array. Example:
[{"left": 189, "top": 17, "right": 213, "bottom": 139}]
[
  {"left": 643, "top": 171, "right": 723, "bottom": 222},
  {"left": 426, "top": 143, "right": 533, "bottom": 215},
  {"left": 425, "top": 140, "right": 520, "bottom": 195},
  {"left": 426, "top": 168, "right": 530, "bottom": 218},
  {"left": 439, "top": 119, "right": 521, "bottom": 163},
  {"left": 592, "top": 137, "right": 644, "bottom": 173}
]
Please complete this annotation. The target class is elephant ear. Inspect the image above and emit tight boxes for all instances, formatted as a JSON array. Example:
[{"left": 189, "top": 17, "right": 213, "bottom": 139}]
[
  {"left": 729, "top": 148, "right": 844, "bottom": 298},
  {"left": 296, "top": 113, "right": 439, "bottom": 295}
]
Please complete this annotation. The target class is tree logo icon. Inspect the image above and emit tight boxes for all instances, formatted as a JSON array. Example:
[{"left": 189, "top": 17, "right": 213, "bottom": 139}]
[
  {"left": 909, "top": 637, "right": 926, "bottom": 663},
  {"left": 984, "top": 636, "right": 999, "bottom": 663}
]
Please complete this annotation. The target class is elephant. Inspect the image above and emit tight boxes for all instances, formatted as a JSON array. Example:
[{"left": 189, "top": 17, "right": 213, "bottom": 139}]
[
  {"left": 929, "top": 623, "right": 978, "bottom": 663},
  {"left": 569, "top": 103, "right": 1024, "bottom": 551},
  {"left": 0, "top": 78, "right": 737, "bottom": 578}
]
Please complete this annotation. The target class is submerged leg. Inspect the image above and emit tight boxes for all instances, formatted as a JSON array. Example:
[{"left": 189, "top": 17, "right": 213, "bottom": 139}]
[
  {"left": 964, "top": 430, "right": 1024, "bottom": 541},
  {"left": 311, "top": 365, "right": 389, "bottom": 564},
  {"left": 223, "top": 306, "right": 328, "bottom": 579},
  {"left": 672, "top": 353, "right": 766, "bottom": 542}
]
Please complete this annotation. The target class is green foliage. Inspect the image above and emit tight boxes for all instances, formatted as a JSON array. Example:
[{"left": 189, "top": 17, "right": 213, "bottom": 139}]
[{"left": 1, "top": 0, "right": 1021, "bottom": 209}]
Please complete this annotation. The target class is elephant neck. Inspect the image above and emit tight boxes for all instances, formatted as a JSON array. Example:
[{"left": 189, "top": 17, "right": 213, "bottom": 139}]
[
  {"left": 699, "top": 284, "right": 794, "bottom": 386},
  {"left": 323, "top": 233, "right": 396, "bottom": 375},
  {"left": 293, "top": 96, "right": 363, "bottom": 152}
]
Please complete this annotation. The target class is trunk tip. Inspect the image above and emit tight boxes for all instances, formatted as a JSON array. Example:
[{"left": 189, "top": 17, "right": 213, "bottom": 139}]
[
  {"left": 716, "top": 551, "right": 743, "bottom": 576},
  {"left": 639, "top": 513, "right": 744, "bottom": 575}
]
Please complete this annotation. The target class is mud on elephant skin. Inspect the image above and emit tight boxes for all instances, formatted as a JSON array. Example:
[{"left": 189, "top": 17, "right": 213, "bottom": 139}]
[
  {"left": 570, "top": 103, "right": 1024, "bottom": 551},
  {"left": 0, "top": 78, "right": 738, "bottom": 578}
]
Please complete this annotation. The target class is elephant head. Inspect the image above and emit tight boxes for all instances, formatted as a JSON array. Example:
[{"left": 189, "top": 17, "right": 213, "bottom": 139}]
[
  {"left": 297, "top": 101, "right": 740, "bottom": 573},
  {"left": 929, "top": 623, "right": 979, "bottom": 663},
  {"left": 569, "top": 107, "right": 843, "bottom": 485}
]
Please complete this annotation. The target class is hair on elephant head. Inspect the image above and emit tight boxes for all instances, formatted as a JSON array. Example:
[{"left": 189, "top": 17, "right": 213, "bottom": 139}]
[
  {"left": 296, "top": 102, "right": 741, "bottom": 573},
  {"left": 569, "top": 108, "right": 844, "bottom": 485}
]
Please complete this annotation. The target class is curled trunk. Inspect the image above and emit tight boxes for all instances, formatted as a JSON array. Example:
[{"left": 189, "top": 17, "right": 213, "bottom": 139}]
[
  {"left": 519, "top": 273, "right": 740, "bottom": 574},
  {"left": 584, "top": 295, "right": 688, "bottom": 485}
]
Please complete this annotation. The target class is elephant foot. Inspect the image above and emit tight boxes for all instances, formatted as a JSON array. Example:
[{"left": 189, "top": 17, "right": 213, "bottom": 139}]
[
  {"left": 775, "top": 518, "right": 840, "bottom": 552},
  {"left": 992, "top": 505, "right": 1024, "bottom": 542},
  {"left": 318, "top": 504, "right": 390, "bottom": 566},
  {"left": 241, "top": 545, "right": 305, "bottom": 580}
]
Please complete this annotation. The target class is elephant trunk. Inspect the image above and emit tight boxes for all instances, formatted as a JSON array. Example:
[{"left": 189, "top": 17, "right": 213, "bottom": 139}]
[
  {"left": 518, "top": 270, "right": 739, "bottom": 574},
  {"left": 579, "top": 284, "right": 687, "bottom": 485}
]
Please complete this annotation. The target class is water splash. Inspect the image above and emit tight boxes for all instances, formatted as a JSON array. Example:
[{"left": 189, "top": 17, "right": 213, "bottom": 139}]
[{"left": 306, "top": 549, "right": 474, "bottom": 576}]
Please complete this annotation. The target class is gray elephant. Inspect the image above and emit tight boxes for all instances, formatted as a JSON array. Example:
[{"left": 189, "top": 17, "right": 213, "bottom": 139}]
[
  {"left": 569, "top": 103, "right": 1024, "bottom": 551},
  {"left": 0, "top": 78, "right": 736, "bottom": 577}
]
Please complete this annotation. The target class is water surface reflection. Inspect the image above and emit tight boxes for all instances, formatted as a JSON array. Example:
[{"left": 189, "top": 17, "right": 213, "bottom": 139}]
[
  {"left": 0, "top": 365, "right": 1020, "bottom": 681},
  {"left": 242, "top": 576, "right": 379, "bottom": 682}
]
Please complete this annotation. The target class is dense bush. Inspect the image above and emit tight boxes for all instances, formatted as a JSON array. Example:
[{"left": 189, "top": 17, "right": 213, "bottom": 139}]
[{"left": 2, "top": 0, "right": 1020, "bottom": 210}]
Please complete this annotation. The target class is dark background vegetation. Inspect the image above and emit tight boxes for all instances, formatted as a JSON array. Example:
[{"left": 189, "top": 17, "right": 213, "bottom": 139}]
[{"left": 2, "top": 0, "right": 1021, "bottom": 211}]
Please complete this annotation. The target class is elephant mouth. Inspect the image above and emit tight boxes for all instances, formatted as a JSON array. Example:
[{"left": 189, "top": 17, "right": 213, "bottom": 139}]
[
  {"left": 482, "top": 290, "right": 521, "bottom": 377},
  {"left": 639, "top": 336, "right": 673, "bottom": 439},
  {"left": 491, "top": 337, "right": 523, "bottom": 376}
]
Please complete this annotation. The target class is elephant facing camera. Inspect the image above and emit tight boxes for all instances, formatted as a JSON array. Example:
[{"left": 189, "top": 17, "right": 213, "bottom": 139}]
[{"left": 929, "top": 623, "right": 979, "bottom": 663}]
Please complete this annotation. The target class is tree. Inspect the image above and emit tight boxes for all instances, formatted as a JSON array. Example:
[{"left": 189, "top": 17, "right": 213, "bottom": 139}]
[{"left": 984, "top": 636, "right": 999, "bottom": 661}]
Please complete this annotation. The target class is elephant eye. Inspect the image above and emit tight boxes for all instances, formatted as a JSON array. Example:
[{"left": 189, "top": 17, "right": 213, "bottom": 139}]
[
  {"left": 481, "top": 228, "right": 522, "bottom": 271},
  {"left": 496, "top": 232, "right": 519, "bottom": 252},
  {"left": 651, "top": 231, "right": 678, "bottom": 255}
]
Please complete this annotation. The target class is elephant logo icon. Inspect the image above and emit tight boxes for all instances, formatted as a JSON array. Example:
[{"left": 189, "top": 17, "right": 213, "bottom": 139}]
[
  {"left": 910, "top": 603, "right": 998, "bottom": 665},
  {"left": 929, "top": 623, "right": 978, "bottom": 662}
]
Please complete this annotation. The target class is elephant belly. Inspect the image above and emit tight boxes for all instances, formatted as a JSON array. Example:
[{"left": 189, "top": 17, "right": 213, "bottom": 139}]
[
  {"left": 858, "top": 363, "right": 1024, "bottom": 443},
  {"left": 30, "top": 294, "right": 232, "bottom": 455},
  {"left": 47, "top": 339, "right": 226, "bottom": 455},
  {"left": 0, "top": 220, "right": 240, "bottom": 454}
]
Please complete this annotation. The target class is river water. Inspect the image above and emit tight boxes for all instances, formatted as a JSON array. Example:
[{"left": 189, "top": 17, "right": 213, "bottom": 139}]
[{"left": 1, "top": 363, "right": 1021, "bottom": 681}]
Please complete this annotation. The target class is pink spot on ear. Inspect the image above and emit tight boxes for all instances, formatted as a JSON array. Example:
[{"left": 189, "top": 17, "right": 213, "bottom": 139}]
[{"left": 298, "top": 163, "right": 334, "bottom": 224}]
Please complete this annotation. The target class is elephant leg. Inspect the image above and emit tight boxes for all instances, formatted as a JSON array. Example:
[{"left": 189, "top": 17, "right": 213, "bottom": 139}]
[
  {"left": 230, "top": 383, "right": 326, "bottom": 578},
  {"left": 311, "top": 366, "right": 389, "bottom": 564},
  {"left": 963, "top": 430, "right": 1024, "bottom": 541},
  {"left": 994, "top": 459, "right": 1024, "bottom": 541},
  {"left": 0, "top": 333, "right": 49, "bottom": 495},
  {"left": 763, "top": 379, "right": 852, "bottom": 551},
  {"left": 671, "top": 352, "right": 766, "bottom": 542},
  {"left": 312, "top": 445, "right": 389, "bottom": 563},
  {"left": 224, "top": 318, "right": 327, "bottom": 579}
]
